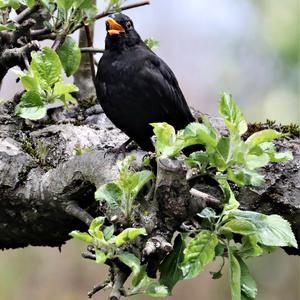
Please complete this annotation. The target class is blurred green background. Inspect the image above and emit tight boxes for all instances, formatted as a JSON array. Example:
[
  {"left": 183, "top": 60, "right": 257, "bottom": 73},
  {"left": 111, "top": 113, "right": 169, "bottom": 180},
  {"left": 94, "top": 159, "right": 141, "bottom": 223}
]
[{"left": 0, "top": 0, "right": 299, "bottom": 299}]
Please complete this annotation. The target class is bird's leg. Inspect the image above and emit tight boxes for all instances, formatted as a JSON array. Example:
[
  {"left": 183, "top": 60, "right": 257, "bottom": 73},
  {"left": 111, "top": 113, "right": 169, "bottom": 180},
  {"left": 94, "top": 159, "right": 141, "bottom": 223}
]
[{"left": 104, "top": 138, "right": 135, "bottom": 160}]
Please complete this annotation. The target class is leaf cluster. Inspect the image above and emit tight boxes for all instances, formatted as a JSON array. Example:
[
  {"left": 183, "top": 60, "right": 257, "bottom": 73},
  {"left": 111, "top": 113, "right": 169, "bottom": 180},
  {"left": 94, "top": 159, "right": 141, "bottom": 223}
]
[{"left": 16, "top": 45, "right": 80, "bottom": 120}]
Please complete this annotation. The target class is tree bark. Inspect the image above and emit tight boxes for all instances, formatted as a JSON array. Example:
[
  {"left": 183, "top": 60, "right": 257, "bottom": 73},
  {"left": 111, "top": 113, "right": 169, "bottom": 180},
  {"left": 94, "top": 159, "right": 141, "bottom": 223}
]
[{"left": 0, "top": 100, "right": 299, "bottom": 254}]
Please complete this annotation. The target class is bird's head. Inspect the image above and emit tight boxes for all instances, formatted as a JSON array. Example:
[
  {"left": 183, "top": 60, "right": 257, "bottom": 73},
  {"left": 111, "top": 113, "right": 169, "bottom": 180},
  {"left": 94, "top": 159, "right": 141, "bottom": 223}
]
[{"left": 105, "top": 13, "right": 141, "bottom": 50}]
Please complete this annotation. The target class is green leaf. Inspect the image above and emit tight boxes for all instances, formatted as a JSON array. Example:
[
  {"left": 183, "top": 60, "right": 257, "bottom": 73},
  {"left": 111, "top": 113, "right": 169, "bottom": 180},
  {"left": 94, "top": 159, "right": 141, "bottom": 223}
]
[
  {"left": 217, "top": 178, "right": 239, "bottom": 213},
  {"left": 238, "top": 235, "right": 264, "bottom": 258},
  {"left": 0, "top": 0, "right": 20, "bottom": 9},
  {"left": 181, "top": 230, "right": 218, "bottom": 279},
  {"left": 145, "top": 282, "right": 169, "bottom": 297},
  {"left": 89, "top": 216, "right": 105, "bottom": 232},
  {"left": 237, "top": 257, "right": 257, "bottom": 300},
  {"left": 227, "top": 168, "right": 265, "bottom": 187},
  {"left": 15, "top": 91, "right": 47, "bottom": 120},
  {"left": 103, "top": 225, "right": 114, "bottom": 241},
  {"left": 228, "top": 247, "right": 241, "bottom": 300},
  {"left": 115, "top": 228, "right": 147, "bottom": 247},
  {"left": 95, "top": 182, "right": 123, "bottom": 208},
  {"left": 57, "top": 0, "right": 73, "bottom": 10},
  {"left": 245, "top": 129, "right": 286, "bottom": 149},
  {"left": 151, "top": 122, "right": 178, "bottom": 157},
  {"left": 31, "top": 47, "right": 62, "bottom": 89},
  {"left": 53, "top": 82, "right": 79, "bottom": 95},
  {"left": 95, "top": 249, "right": 107, "bottom": 264},
  {"left": 130, "top": 170, "right": 154, "bottom": 200},
  {"left": 58, "top": 36, "right": 81, "bottom": 76},
  {"left": 197, "top": 207, "right": 217, "bottom": 221},
  {"left": 69, "top": 230, "right": 93, "bottom": 243},
  {"left": 0, "top": 23, "right": 16, "bottom": 31},
  {"left": 15, "top": 106, "right": 47, "bottom": 120},
  {"left": 183, "top": 122, "right": 218, "bottom": 148},
  {"left": 18, "top": 72, "right": 41, "bottom": 92},
  {"left": 221, "top": 219, "right": 257, "bottom": 236},
  {"left": 218, "top": 93, "right": 247, "bottom": 135},
  {"left": 210, "top": 137, "right": 231, "bottom": 171},
  {"left": 229, "top": 210, "right": 298, "bottom": 248},
  {"left": 245, "top": 153, "right": 270, "bottom": 170},
  {"left": 159, "top": 234, "right": 185, "bottom": 292},
  {"left": 144, "top": 38, "right": 159, "bottom": 50},
  {"left": 118, "top": 252, "right": 141, "bottom": 285}
]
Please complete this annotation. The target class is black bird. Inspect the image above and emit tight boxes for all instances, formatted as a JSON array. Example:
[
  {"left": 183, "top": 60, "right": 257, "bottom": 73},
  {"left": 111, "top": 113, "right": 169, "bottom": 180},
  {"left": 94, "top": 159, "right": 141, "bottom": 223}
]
[{"left": 95, "top": 13, "right": 196, "bottom": 152}]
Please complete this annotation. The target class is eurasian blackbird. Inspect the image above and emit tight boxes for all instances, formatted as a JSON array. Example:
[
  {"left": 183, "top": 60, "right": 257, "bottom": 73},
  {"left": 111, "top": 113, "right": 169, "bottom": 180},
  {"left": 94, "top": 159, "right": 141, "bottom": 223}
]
[{"left": 95, "top": 13, "right": 196, "bottom": 152}]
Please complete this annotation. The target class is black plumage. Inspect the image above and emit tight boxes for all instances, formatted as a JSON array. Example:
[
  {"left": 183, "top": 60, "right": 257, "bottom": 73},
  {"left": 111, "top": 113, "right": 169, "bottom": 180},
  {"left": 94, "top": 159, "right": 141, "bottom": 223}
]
[{"left": 95, "top": 13, "right": 195, "bottom": 152}]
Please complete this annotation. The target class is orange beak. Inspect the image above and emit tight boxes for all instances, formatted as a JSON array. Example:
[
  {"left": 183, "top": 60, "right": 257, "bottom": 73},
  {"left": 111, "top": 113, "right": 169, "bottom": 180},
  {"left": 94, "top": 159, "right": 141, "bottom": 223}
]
[{"left": 107, "top": 17, "right": 125, "bottom": 36}]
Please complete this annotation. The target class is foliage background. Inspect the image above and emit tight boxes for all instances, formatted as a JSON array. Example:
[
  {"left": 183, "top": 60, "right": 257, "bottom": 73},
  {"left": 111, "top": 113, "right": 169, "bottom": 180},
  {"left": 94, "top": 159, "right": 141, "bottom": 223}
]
[{"left": 0, "top": 0, "right": 299, "bottom": 299}]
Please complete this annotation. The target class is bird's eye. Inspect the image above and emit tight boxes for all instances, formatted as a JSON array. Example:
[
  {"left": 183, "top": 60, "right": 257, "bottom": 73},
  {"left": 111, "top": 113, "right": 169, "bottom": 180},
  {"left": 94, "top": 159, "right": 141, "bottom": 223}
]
[{"left": 125, "top": 21, "right": 132, "bottom": 30}]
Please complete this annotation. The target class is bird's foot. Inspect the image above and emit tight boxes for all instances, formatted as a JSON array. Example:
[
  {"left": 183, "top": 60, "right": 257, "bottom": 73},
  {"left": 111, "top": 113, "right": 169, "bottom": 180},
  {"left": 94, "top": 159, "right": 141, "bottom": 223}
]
[{"left": 104, "top": 138, "right": 135, "bottom": 161}]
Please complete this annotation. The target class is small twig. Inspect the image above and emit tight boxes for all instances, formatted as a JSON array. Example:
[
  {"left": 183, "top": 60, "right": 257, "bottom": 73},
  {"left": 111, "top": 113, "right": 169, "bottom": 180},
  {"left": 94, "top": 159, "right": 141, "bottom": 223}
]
[
  {"left": 64, "top": 201, "right": 93, "bottom": 226},
  {"left": 14, "top": 4, "right": 40, "bottom": 24},
  {"left": 190, "top": 188, "right": 221, "bottom": 205},
  {"left": 84, "top": 25, "right": 96, "bottom": 83},
  {"left": 95, "top": 1, "right": 150, "bottom": 21},
  {"left": 51, "top": 36, "right": 64, "bottom": 51},
  {"left": 35, "top": 33, "right": 56, "bottom": 40},
  {"left": 72, "top": 0, "right": 150, "bottom": 33},
  {"left": 31, "top": 27, "right": 50, "bottom": 37},
  {"left": 81, "top": 252, "right": 96, "bottom": 260},
  {"left": 80, "top": 47, "right": 104, "bottom": 53},
  {"left": 88, "top": 280, "right": 110, "bottom": 298}
]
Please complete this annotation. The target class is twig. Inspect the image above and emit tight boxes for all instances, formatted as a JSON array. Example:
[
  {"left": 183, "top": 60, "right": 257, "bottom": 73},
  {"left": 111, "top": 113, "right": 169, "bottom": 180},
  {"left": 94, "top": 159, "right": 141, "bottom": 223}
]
[
  {"left": 64, "top": 201, "right": 93, "bottom": 226},
  {"left": 14, "top": 4, "right": 40, "bottom": 24},
  {"left": 31, "top": 27, "right": 50, "bottom": 37},
  {"left": 95, "top": 0, "right": 150, "bottom": 21},
  {"left": 88, "top": 280, "right": 110, "bottom": 298},
  {"left": 71, "top": 0, "right": 150, "bottom": 33},
  {"left": 109, "top": 265, "right": 129, "bottom": 300},
  {"left": 190, "top": 188, "right": 221, "bottom": 205},
  {"left": 35, "top": 33, "right": 56, "bottom": 40},
  {"left": 81, "top": 252, "right": 96, "bottom": 260},
  {"left": 80, "top": 47, "right": 104, "bottom": 53},
  {"left": 84, "top": 25, "right": 96, "bottom": 83}
]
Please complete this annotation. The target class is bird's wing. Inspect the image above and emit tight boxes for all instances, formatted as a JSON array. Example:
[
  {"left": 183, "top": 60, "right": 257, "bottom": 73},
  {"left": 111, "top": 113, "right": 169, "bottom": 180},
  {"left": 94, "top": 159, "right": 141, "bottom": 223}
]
[{"left": 136, "top": 52, "right": 195, "bottom": 129}]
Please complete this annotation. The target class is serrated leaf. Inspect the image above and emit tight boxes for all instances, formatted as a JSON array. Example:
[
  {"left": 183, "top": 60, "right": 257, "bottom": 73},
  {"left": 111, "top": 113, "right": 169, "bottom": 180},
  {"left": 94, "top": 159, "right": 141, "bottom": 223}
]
[
  {"left": 53, "top": 82, "right": 79, "bottom": 95},
  {"left": 245, "top": 153, "right": 270, "bottom": 170},
  {"left": 95, "top": 249, "right": 107, "bottom": 264},
  {"left": 229, "top": 210, "right": 298, "bottom": 248},
  {"left": 183, "top": 122, "right": 218, "bottom": 148},
  {"left": 130, "top": 170, "right": 154, "bottom": 200},
  {"left": 222, "top": 219, "right": 257, "bottom": 236},
  {"left": 18, "top": 73, "right": 41, "bottom": 92},
  {"left": 95, "top": 182, "right": 123, "bottom": 208},
  {"left": 197, "top": 207, "right": 217, "bottom": 221},
  {"left": 245, "top": 129, "right": 286, "bottom": 149},
  {"left": 145, "top": 282, "right": 169, "bottom": 297},
  {"left": 227, "top": 168, "right": 265, "bottom": 187},
  {"left": 15, "top": 91, "right": 47, "bottom": 120},
  {"left": 159, "top": 234, "right": 185, "bottom": 292},
  {"left": 31, "top": 47, "right": 62, "bottom": 89},
  {"left": 115, "top": 228, "right": 147, "bottom": 247},
  {"left": 228, "top": 247, "right": 241, "bottom": 300},
  {"left": 151, "top": 122, "right": 178, "bottom": 157},
  {"left": 58, "top": 36, "right": 81, "bottom": 76},
  {"left": 237, "top": 257, "right": 257, "bottom": 300},
  {"left": 69, "top": 230, "right": 93, "bottom": 243},
  {"left": 103, "top": 225, "right": 114, "bottom": 241},
  {"left": 218, "top": 93, "right": 247, "bottom": 135},
  {"left": 217, "top": 178, "right": 239, "bottom": 213},
  {"left": 238, "top": 235, "right": 264, "bottom": 258},
  {"left": 181, "top": 230, "right": 218, "bottom": 279},
  {"left": 57, "top": 0, "right": 73, "bottom": 10},
  {"left": 89, "top": 216, "right": 105, "bottom": 232},
  {"left": 118, "top": 252, "right": 141, "bottom": 285}
]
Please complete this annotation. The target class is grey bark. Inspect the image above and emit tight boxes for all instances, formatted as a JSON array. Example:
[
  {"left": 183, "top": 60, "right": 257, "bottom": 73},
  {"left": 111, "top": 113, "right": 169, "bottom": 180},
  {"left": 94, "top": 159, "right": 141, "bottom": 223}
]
[{"left": 0, "top": 99, "right": 299, "bottom": 255}]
